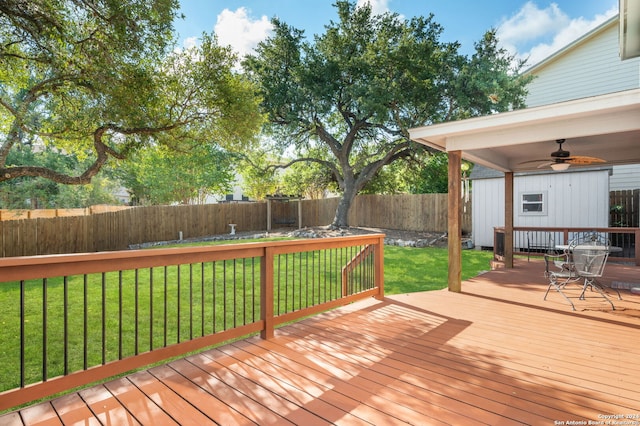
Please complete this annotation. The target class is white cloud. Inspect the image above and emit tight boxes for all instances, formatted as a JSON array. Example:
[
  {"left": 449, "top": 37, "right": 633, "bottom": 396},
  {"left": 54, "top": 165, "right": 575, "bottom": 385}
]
[
  {"left": 182, "top": 36, "right": 199, "bottom": 50},
  {"left": 356, "top": 0, "right": 390, "bottom": 15},
  {"left": 498, "top": 2, "right": 569, "bottom": 48},
  {"left": 497, "top": 2, "right": 618, "bottom": 67},
  {"left": 214, "top": 7, "right": 273, "bottom": 59}
]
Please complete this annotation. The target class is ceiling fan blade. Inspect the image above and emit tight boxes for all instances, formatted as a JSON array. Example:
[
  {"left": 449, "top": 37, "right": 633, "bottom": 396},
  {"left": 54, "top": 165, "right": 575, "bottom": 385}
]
[
  {"left": 566, "top": 156, "right": 606, "bottom": 165},
  {"left": 536, "top": 161, "right": 553, "bottom": 168},
  {"left": 519, "top": 140, "right": 609, "bottom": 169},
  {"left": 518, "top": 159, "right": 550, "bottom": 165}
]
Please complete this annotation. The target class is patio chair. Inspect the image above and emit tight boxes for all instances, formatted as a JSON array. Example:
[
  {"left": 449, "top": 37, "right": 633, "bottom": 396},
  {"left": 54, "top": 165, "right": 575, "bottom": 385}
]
[
  {"left": 572, "top": 241, "right": 620, "bottom": 310},
  {"left": 543, "top": 242, "right": 581, "bottom": 310},
  {"left": 545, "top": 236, "right": 620, "bottom": 310}
]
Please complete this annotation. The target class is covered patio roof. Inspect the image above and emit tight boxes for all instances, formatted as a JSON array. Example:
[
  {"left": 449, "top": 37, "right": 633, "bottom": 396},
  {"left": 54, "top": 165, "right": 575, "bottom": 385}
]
[
  {"left": 408, "top": 88, "right": 640, "bottom": 292},
  {"left": 409, "top": 88, "right": 640, "bottom": 173}
]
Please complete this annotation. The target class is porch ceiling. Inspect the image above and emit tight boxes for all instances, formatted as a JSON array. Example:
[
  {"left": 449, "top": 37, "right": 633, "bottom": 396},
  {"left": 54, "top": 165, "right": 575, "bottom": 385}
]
[{"left": 409, "top": 88, "right": 640, "bottom": 173}]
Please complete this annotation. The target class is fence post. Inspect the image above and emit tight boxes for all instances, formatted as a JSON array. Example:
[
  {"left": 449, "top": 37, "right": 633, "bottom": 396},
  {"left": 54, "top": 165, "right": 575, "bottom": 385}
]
[{"left": 261, "top": 246, "right": 275, "bottom": 339}]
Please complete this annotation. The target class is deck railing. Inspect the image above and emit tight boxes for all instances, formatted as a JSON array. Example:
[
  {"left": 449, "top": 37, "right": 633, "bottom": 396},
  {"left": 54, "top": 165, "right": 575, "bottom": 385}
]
[
  {"left": 0, "top": 234, "right": 384, "bottom": 411},
  {"left": 494, "top": 227, "right": 639, "bottom": 265}
]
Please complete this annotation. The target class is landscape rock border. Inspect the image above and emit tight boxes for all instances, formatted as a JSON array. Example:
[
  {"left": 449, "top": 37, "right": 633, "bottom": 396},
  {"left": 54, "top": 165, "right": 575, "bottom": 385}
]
[{"left": 130, "top": 226, "right": 470, "bottom": 250}]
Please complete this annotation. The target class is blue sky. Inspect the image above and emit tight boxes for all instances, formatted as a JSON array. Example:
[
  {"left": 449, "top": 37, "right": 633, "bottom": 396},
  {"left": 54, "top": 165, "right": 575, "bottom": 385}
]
[{"left": 173, "top": 0, "right": 618, "bottom": 66}]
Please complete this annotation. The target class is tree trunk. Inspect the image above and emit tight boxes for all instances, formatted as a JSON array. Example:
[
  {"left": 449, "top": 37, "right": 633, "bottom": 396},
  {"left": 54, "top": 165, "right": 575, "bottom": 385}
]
[{"left": 332, "top": 185, "right": 357, "bottom": 228}]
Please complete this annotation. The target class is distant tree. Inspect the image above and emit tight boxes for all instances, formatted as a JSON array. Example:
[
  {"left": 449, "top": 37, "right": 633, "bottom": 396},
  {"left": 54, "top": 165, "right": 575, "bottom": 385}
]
[
  {"left": 0, "top": 1, "right": 262, "bottom": 185},
  {"left": 408, "top": 152, "right": 473, "bottom": 194},
  {"left": 243, "top": 0, "right": 530, "bottom": 227},
  {"left": 360, "top": 160, "right": 418, "bottom": 195},
  {"left": 280, "top": 158, "right": 337, "bottom": 199},
  {"left": 237, "top": 151, "right": 280, "bottom": 200},
  {"left": 116, "top": 143, "right": 234, "bottom": 205},
  {"left": 411, "top": 152, "right": 449, "bottom": 194}
]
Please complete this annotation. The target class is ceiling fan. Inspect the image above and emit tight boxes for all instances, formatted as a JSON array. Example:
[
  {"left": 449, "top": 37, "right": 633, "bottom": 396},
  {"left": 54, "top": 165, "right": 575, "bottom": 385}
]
[{"left": 520, "top": 139, "right": 606, "bottom": 171}]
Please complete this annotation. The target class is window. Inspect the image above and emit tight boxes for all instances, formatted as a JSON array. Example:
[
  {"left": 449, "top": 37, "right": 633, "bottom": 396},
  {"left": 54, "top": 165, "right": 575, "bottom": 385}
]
[{"left": 520, "top": 191, "right": 546, "bottom": 215}]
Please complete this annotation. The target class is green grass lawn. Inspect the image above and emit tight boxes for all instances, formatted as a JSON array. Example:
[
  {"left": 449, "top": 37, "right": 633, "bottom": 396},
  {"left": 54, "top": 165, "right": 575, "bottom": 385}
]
[
  {"left": 155, "top": 237, "right": 494, "bottom": 295},
  {"left": 161, "top": 237, "right": 494, "bottom": 294},
  {"left": 384, "top": 245, "right": 493, "bottom": 294}
]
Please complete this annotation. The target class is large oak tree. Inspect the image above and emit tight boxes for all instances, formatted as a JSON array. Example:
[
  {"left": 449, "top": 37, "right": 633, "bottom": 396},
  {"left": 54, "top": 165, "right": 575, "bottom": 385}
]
[
  {"left": 243, "top": 0, "right": 531, "bottom": 227},
  {"left": 0, "top": 0, "right": 262, "bottom": 186}
]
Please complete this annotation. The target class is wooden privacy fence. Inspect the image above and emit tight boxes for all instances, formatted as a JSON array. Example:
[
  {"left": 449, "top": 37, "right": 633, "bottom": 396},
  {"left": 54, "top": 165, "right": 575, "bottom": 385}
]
[
  {"left": 0, "top": 205, "right": 129, "bottom": 221},
  {"left": 0, "top": 203, "right": 266, "bottom": 257},
  {"left": 0, "top": 194, "right": 471, "bottom": 257},
  {"left": 610, "top": 189, "right": 639, "bottom": 227},
  {"left": 347, "top": 194, "right": 469, "bottom": 232}
]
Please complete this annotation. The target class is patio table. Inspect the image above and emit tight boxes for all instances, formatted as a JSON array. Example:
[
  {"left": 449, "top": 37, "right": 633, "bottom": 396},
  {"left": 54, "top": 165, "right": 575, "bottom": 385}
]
[{"left": 555, "top": 244, "right": 622, "bottom": 253}]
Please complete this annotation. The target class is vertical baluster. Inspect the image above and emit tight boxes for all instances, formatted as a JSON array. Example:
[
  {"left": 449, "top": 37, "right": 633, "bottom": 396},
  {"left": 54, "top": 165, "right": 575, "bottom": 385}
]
[
  {"left": 223, "top": 260, "right": 227, "bottom": 330},
  {"left": 233, "top": 259, "right": 237, "bottom": 328},
  {"left": 285, "top": 254, "right": 289, "bottom": 313},
  {"left": 328, "top": 248, "right": 333, "bottom": 300},
  {"left": 20, "top": 280, "right": 25, "bottom": 388},
  {"left": 163, "top": 266, "right": 168, "bottom": 348},
  {"left": 356, "top": 246, "right": 362, "bottom": 292},
  {"left": 359, "top": 245, "right": 364, "bottom": 292},
  {"left": 372, "top": 245, "right": 376, "bottom": 289},
  {"left": 189, "top": 264, "right": 193, "bottom": 340},
  {"left": 63, "top": 276, "right": 68, "bottom": 376},
  {"left": 291, "top": 253, "right": 296, "bottom": 313},
  {"left": 135, "top": 269, "right": 139, "bottom": 355},
  {"left": 298, "top": 252, "right": 302, "bottom": 310},
  {"left": 42, "top": 278, "right": 47, "bottom": 381},
  {"left": 212, "top": 261, "right": 217, "bottom": 333},
  {"left": 83, "top": 275, "right": 88, "bottom": 370},
  {"left": 177, "top": 264, "right": 181, "bottom": 342},
  {"left": 118, "top": 271, "right": 123, "bottom": 360},
  {"left": 355, "top": 246, "right": 359, "bottom": 291},
  {"left": 251, "top": 257, "right": 256, "bottom": 323},
  {"left": 304, "top": 251, "right": 308, "bottom": 308},
  {"left": 363, "top": 245, "right": 367, "bottom": 291},
  {"left": 362, "top": 245, "right": 372, "bottom": 290},
  {"left": 357, "top": 245, "right": 361, "bottom": 293},
  {"left": 201, "top": 262, "right": 205, "bottom": 337},
  {"left": 364, "top": 246, "right": 372, "bottom": 290},
  {"left": 150, "top": 267, "right": 154, "bottom": 351},
  {"left": 277, "top": 255, "right": 282, "bottom": 315},
  {"left": 347, "top": 246, "right": 352, "bottom": 295},
  {"left": 338, "top": 247, "right": 342, "bottom": 298},
  {"left": 324, "top": 249, "right": 328, "bottom": 302},
  {"left": 101, "top": 273, "right": 106, "bottom": 365},
  {"left": 311, "top": 250, "right": 315, "bottom": 307},
  {"left": 242, "top": 258, "right": 247, "bottom": 326}
]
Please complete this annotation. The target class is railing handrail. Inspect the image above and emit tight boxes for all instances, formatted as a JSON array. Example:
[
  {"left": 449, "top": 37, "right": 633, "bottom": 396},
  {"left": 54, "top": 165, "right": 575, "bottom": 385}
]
[
  {"left": 494, "top": 226, "right": 639, "bottom": 265},
  {"left": 0, "top": 234, "right": 385, "bottom": 411},
  {"left": 0, "top": 234, "right": 385, "bottom": 282},
  {"left": 511, "top": 226, "right": 639, "bottom": 233}
]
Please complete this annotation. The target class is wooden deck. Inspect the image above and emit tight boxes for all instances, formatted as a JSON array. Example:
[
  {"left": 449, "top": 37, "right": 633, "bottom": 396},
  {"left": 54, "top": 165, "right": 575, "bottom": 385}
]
[{"left": 3, "top": 259, "right": 640, "bottom": 425}]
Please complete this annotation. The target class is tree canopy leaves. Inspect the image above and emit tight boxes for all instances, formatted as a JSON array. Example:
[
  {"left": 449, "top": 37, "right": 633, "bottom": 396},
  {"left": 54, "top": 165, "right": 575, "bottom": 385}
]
[
  {"left": 243, "top": 0, "right": 531, "bottom": 227},
  {"left": 0, "top": 0, "right": 262, "bottom": 186},
  {"left": 115, "top": 143, "right": 235, "bottom": 205}
]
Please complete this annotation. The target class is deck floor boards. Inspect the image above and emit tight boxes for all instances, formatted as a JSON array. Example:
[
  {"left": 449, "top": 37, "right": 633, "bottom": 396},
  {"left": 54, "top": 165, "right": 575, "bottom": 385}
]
[{"left": 4, "top": 260, "right": 640, "bottom": 425}]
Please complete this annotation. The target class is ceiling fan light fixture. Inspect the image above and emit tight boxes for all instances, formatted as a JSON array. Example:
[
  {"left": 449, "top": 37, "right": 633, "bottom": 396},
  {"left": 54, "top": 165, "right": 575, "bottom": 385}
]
[{"left": 550, "top": 162, "right": 570, "bottom": 171}]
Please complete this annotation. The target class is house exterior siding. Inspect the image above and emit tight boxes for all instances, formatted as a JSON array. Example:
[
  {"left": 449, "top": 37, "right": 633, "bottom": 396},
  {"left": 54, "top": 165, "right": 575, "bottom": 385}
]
[
  {"left": 609, "top": 164, "right": 640, "bottom": 190},
  {"left": 472, "top": 169, "right": 610, "bottom": 248},
  {"left": 523, "top": 17, "right": 640, "bottom": 192},
  {"left": 525, "top": 19, "right": 640, "bottom": 108}
]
